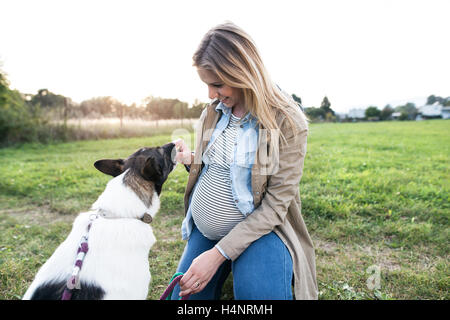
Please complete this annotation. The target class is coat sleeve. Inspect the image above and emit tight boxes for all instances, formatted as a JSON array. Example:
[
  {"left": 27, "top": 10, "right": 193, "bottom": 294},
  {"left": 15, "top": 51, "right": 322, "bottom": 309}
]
[
  {"left": 216, "top": 115, "right": 308, "bottom": 261},
  {"left": 183, "top": 152, "right": 195, "bottom": 173}
]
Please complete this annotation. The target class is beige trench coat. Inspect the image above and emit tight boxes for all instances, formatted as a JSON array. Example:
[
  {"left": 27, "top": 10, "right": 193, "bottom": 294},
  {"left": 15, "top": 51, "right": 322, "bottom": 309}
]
[{"left": 183, "top": 100, "right": 318, "bottom": 300}]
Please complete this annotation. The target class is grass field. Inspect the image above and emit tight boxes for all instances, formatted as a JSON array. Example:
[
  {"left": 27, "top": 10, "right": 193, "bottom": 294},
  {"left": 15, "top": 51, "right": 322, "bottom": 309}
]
[{"left": 0, "top": 120, "right": 448, "bottom": 300}]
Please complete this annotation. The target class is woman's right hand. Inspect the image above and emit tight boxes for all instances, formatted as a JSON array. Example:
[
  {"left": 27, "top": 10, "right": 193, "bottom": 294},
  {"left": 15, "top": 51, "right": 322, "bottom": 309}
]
[{"left": 173, "top": 138, "right": 192, "bottom": 165}]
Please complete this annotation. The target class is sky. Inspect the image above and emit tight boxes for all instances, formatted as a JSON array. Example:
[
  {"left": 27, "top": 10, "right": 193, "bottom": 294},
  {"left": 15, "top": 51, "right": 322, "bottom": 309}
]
[{"left": 1, "top": 0, "right": 449, "bottom": 113}]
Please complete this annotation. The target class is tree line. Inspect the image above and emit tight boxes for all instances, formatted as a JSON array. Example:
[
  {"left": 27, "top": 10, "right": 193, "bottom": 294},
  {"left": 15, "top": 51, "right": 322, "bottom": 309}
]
[
  {"left": 0, "top": 69, "right": 206, "bottom": 145},
  {"left": 364, "top": 95, "right": 450, "bottom": 121},
  {"left": 301, "top": 95, "right": 450, "bottom": 122},
  {"left": 26, "top": 90, "right": 205, "bottom": 121},
  {"left": 2, "top": 66, "right": 448, "bottom": 146}
]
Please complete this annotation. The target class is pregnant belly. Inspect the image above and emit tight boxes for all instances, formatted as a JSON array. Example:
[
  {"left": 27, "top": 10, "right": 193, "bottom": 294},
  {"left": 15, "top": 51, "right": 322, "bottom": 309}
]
[{"left": 190, "top": 165, "right": 244, "bottom": 240}]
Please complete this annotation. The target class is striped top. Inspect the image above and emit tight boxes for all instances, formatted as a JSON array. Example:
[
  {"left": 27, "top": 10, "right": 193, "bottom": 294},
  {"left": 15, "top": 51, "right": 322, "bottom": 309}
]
[{"left": 190, "top": 114, "right": 244, "bottom": 240}]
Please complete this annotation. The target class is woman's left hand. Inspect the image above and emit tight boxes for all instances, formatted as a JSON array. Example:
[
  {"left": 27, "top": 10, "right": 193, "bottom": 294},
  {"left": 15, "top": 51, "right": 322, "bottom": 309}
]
[{"left": 179, "top": 247, "right": 226, "bottom": 297}]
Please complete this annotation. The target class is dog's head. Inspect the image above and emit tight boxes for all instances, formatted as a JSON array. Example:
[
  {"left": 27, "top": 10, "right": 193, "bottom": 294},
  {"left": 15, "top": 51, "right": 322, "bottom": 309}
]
[{"left": 94, "top": 142, "right": 177, "bottom": 195}]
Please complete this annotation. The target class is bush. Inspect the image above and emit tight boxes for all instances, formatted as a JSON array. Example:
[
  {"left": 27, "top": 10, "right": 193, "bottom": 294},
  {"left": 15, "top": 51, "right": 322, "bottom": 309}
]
[
  {"left": 1, "top": 74, "right": 35, "bottom": 145},
  {"left": 0, "top": 72, "right": 73, "bottom": 146}
]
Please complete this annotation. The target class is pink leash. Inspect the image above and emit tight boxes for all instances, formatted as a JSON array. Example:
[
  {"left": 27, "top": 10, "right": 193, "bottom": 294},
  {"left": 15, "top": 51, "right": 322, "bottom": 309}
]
[
  {"left": 61, "top": 214, "right": 97, "bottom": 300},
  {"left": 61, "top": 213, "right": 187, "bottom": 301},
  {"left": 159, "top": 273, "right": 190, "bottom": 300}
]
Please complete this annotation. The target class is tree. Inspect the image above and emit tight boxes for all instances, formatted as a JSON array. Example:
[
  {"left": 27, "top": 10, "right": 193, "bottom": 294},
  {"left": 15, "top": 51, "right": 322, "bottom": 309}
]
[
  {"left": 28, "top": 88, "right": 71, "bottom": 120},
  {"left": 395, "top": 102, "right": 417, "bottom": 120},
  {"left": 113, "top": 101, "right": 127, "bottom": 128},
  {"left": 320, "top": 96, "right": 335, "bottom": 116},
  {"left": 365, "top": 106, "right": 381, "bottom": 120},
  {"left": 399, "top": 112, "right": 409, "bottom": 121},
  {"left": 173, "top": 100, "right": 189, "bottom": 123},
  {"left": 30, "top": 89, "right": 66, "bottom": 109},
  {"left": 380, "top": 104, "right": 394, "bottom": 121},
  {"left": 292, "top": 94, "right": 302, "bottom": 105},
  {"left": 304, "top": 107, "right": 325, "bottom": 121},
  {"left": 144, "top": 97, "right": 193, "bottom": 120},
  {"left": 427, "top": 94, "right": 450, "bottom": 106},
  {"left": 188, "top": 99, "right": 205, "bottom": 118},
  {"left": 79, "top": 96, "right": 118, "bottom": 117},
  {"left": 0, "top": 70, "right": 40, "bottom": 145},
  {"left": 426, "top": 95, "right": 437, "bottom": 105}
]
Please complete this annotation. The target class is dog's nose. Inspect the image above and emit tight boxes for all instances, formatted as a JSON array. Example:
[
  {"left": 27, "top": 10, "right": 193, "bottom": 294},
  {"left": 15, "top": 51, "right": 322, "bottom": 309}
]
[
  {"left": 163, "top": 143, "right": 177, "bottom": 164},
  {"left": 162, "top": 142, "right": 175, "bottom": 151}
]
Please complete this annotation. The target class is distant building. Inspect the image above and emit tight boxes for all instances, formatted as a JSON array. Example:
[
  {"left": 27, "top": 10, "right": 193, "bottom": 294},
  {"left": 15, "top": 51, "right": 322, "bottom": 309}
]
[
  {"left": 419, "top": 102, "right": 442, "bottom": 117},
  {"left": 392, "top": 112, "right": 402, "bottom": 120},
  {"left": 348, "top": 108, "right": 366, "bottom": 120},
  {"left": 416, "top": 101, "right": 450, "bottom": 120},
  {"left": 442, "top": 107, "right": 450, "bottom": 119}
]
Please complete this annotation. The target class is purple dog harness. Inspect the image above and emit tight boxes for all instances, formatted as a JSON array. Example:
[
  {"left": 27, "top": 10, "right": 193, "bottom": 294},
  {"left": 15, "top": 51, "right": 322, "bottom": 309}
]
[{"left": 61, "top": 211, "right": 153, "bottom": 300}]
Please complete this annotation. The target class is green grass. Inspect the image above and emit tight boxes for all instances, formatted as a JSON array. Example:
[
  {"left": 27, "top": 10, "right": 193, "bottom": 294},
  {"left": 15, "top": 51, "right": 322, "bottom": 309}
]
[{"left": 0, "top": 120, "right": 449, "bottom": 299}]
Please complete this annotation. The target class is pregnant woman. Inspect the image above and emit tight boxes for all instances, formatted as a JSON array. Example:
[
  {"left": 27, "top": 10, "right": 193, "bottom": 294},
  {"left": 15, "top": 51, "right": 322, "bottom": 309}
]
[{"left": 173, "top": 22, "right": 317, "bottom": 300}]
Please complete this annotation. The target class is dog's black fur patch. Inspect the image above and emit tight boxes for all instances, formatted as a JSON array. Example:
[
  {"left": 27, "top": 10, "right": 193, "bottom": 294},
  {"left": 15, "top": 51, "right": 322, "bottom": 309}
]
[
  {"left": 30, "top": 281, "right": 105, "bottom": 300},
  {"left": 94, "top": 143, "right": 176, "bottom": 195}
]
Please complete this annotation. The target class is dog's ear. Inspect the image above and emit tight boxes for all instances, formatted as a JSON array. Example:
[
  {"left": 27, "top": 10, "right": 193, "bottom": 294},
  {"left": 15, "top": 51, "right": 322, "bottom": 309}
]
[
  {"left": 142, "top": 155, "right": 162, "bottom": 181},
  {"left": 94, "top": 159, "right": 125, "bottom": 177}
]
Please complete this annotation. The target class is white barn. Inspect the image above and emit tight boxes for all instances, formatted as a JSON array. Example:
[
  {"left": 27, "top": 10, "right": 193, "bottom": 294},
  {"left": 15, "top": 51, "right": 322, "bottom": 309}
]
[{"left": 416, "top": 101, "right": 450, "bottom": 120}]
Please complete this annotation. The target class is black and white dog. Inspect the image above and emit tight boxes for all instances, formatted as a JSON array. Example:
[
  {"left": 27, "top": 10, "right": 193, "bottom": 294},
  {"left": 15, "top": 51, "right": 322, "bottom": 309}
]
[{"left": 23, "top": 143, "right": 177, "bottom": 300}]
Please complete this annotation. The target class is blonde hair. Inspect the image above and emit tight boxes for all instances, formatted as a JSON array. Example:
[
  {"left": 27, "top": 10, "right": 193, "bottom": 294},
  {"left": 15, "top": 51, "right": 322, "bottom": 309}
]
[{"left": 193, "top": 21, "right": 305, "bottom": 145}]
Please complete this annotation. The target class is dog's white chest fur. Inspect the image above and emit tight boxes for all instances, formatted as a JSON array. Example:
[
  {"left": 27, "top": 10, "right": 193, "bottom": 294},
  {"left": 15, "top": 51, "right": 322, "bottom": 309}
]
[{"left": 23, "top": 170, "right": 159, "bottom": 300}]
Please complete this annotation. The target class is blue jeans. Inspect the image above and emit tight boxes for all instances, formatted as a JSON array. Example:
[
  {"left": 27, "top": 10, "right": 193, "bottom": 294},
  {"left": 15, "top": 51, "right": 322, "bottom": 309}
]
[{"left": 171, "top": 224, "right": 293, "bottom": 300}]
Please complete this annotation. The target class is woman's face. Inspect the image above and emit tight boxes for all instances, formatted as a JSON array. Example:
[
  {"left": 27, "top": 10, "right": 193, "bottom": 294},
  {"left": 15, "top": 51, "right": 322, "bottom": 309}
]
[{"left": 197, "top": 68, "right": 243, "bottom": 109}]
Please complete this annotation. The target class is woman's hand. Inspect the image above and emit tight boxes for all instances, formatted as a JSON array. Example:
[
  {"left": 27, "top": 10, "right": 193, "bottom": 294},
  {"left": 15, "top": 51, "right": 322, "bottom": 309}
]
[
  {"left": 173, "top": 138, "right": 192, "bottom": 165},
  {"left": 179, "top": 247, "right": 226, "bottom": 297}
]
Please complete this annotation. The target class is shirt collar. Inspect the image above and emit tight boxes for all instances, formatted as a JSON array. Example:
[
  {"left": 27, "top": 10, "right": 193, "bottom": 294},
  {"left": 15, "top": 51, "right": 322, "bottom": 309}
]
[{"left": 215, "top": 101, "right": 256, "bottom": 124}]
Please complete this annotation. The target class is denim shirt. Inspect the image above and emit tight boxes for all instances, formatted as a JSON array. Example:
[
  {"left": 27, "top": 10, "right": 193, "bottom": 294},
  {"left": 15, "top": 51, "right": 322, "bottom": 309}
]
[{"left": 181, "top": 102, "right": 259, "bottom": 242}]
